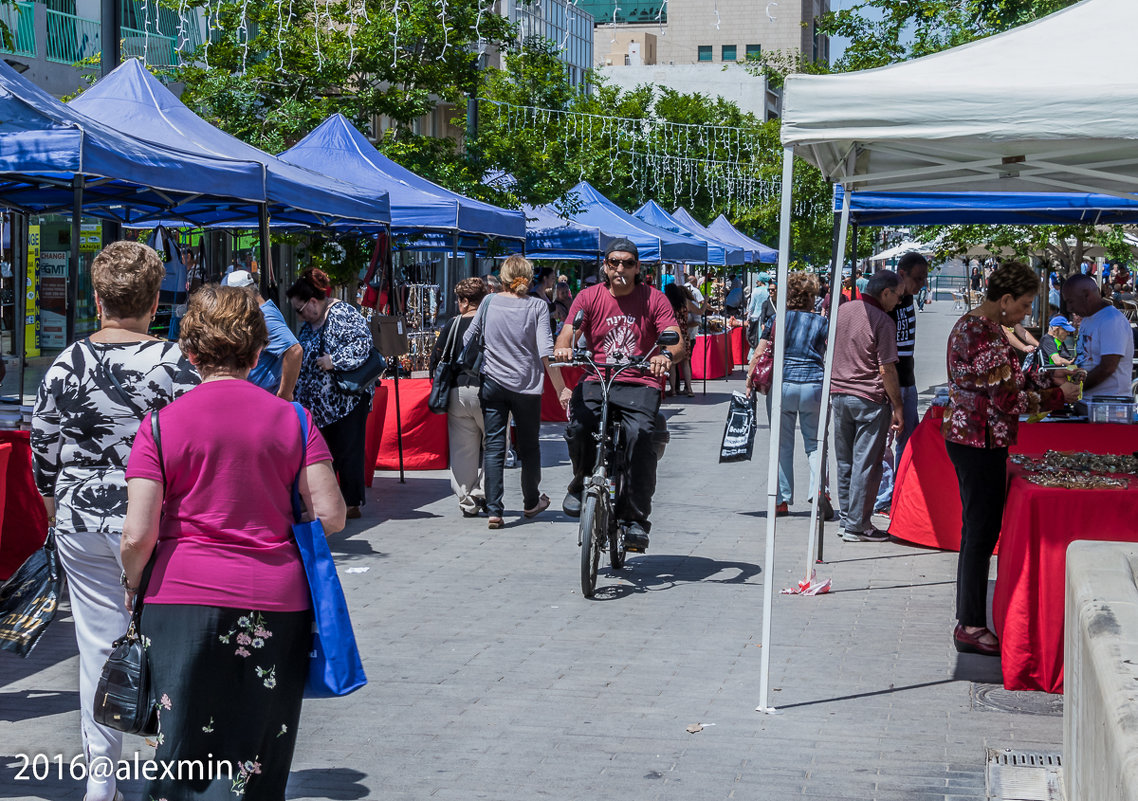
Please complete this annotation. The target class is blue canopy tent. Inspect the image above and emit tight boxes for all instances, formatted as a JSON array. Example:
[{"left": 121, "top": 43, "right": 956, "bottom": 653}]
[
  {"left": 69, "top": 60, "right": 391, "bottom": 230},
  {"left": 704, "top": 214, "right": 778, "bottom": 264},
  {"left": 634, "top": 200, "right": 744, "bottom": 266},
  {"left": 279, "top": 114, "right": 524, "bottom": 245},
  {"left": 524, "top": 204, "right": 618, "bottom": 260},
  {"left": 834, "top": 185, "right": 1138, "bottom": 226},
  {"left": 562, "top": 182, "right": 707, "bottom": 263}
]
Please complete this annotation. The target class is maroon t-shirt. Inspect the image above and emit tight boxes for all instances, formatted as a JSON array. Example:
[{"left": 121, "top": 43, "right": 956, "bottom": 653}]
[{"left": 566, "top": 283, "right": 680, "bottom": 390}]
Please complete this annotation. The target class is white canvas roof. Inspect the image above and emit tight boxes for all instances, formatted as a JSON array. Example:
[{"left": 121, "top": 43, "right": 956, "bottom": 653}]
[{"left": 780, "top": 0, "right": 1138, "bottom": 198}]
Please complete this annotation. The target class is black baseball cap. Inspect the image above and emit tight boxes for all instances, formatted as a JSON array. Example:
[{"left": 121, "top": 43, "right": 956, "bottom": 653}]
[{"left": 605, "top": 238, "right": 640, "bottom": 260}]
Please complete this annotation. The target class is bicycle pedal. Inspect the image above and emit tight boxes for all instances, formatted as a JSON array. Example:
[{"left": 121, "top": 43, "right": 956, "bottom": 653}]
[{"left": 624, "top": 543, "right": 646, "bottom": 553}]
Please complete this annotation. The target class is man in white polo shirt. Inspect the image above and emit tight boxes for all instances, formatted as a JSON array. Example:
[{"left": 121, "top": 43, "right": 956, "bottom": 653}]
[{"left": 1062, "top": 274, "right": 1134, "bottom": 399}]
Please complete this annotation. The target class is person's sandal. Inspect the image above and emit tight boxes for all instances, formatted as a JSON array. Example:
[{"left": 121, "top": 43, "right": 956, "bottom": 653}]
[
  {"left": 487, "top": 516, "right": 504, "bottom": 529},
  {"left": 524, "top": 494, "right": 551, "bottom": 519}
]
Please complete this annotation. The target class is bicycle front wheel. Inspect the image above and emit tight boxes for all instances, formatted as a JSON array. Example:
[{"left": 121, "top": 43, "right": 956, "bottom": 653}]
[{"left": 579, "top": 494, "right": 602, "bottom": 598}]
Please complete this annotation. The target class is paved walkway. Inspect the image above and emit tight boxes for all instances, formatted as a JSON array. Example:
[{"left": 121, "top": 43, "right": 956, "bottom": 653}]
[{"left": 0, "top": 296, "right": 1062, "bottom": 800}]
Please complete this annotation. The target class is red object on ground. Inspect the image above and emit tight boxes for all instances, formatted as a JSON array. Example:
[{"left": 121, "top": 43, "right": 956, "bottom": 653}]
[
  {"left": 540, "top": 366, "right": 585, "bottom": 423},
  {"left": 0, "top": 431, "right": 49, "bottom": 581},
  {"left": 366, "top": 378, "right": 448, "bottom": 472},
  {"left": 889, "top": 406, "right": 1138, "bottom": 551},
  {"left": 691, "top": 333, "right": 730, "bottom": 380},
  {"left": 363, "top": 384, "right": 390, "bottom": 487},
  {"left": 728, "top": 326, "right": 747, "bottom": 367},
  {"left": 992, "top": 464, "right": 1138, "bottom": 693}
]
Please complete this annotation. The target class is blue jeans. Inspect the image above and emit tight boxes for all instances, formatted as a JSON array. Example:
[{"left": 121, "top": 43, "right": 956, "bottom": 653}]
[
  {"left": 480, "top": 376, "right": 543, "bottom": 517},
  {"left": 766, "top": 381, "right": 822, "bottom": 504},
  {"left": 875, "top": 384, "right": 919, "bottom": 511}
]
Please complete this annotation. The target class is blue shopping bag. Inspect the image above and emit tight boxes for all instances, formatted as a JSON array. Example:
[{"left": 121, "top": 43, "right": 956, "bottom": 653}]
[{"left": 290, "top": 403, "right": 367, "bottom": 698}]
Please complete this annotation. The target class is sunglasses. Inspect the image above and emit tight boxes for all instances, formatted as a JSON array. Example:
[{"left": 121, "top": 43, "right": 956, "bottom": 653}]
[{"left": 605, "top": 257, "right": 637, "bottom": 268}]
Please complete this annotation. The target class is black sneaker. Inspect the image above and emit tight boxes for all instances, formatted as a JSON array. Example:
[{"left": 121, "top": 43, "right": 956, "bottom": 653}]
[
  {"left": 624, "top": 522, "right": 650, "bottom": 552},
  {"left": 841, "top": 527, "right": 890, "bottom": 543},
  {"left": 562, "top": 490, "right": 582, "bottom": 518}
]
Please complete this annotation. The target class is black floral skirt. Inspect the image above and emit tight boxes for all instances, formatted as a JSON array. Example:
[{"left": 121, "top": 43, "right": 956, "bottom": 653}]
[{"left": 141, "top": 603, "right": 311, "bottom": 800}]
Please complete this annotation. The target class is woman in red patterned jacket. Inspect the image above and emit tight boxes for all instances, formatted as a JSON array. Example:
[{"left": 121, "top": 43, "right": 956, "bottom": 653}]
[{"left": 943, "top": 261, "right": 1080, "bottom": 656}]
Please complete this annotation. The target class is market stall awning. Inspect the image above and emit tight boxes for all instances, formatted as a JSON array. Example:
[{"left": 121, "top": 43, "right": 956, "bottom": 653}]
[
  {"left": 835, "top": 186, "right": 1138, "bottom": 226},
  {"left": 561, "top": 182, "right": 707, "bottom": 263},
  {"left": 0, "top": 59, "right": 267, "bottom": 223},
  {"left": 868, "top": 240, "right": 936, "bottom": 262},
  {"left": 781, "top": 0, "right": 1138, "bottom": 198},
  {"left": 279, "top": 114, "right": 524, "bottom": 242},
  {"left": 524, "top": 204, "right": 618, "bottom": 260},
  {"left": 702, "top": 213, "right": 778, "bottom": 263},
  {"left": 633, "top": 200, "right": 744, "bottom": 266},
  {"left": 68, "top": 59, "right": 391, "bottom": 228}
]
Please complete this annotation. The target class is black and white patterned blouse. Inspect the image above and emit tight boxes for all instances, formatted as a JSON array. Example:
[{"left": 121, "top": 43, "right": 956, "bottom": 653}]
[
  {"left": 295, "top": 300, "right": 373, "bottom": 428},
  {"left": 31, "top": 340, "right": 200, "bottom": 535}
]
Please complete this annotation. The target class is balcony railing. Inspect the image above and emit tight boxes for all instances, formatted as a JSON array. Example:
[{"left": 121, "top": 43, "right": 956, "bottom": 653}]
[
  {"left": 45, "top": 8, "right": 100, "bottom": 64},
  {"left": 0, "top": 2, "right": 37, "bottom": 57},
  {"left": 121, "top": 26, "right": 177, "bottom": 68}
]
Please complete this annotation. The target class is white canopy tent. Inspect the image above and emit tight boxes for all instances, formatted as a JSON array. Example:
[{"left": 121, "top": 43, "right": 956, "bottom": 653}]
[
  {"left": 756, "top": 0, "right": 1138, "bottom": 714},
  {"left": 868, "top": 240, "right": 936, "bottom": 263}
]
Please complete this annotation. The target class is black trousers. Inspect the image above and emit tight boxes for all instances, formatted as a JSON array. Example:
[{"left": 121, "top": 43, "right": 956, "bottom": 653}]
[
  {"left": 479, "top": 375, "right": 544, "bottom": 516},
  {"left": 945, "top": 440, "right": 1008, "bottom": 628},
  {"left": 319, "top": 395, "right": 371, "bottom": 507},
  {"left": 565, "top": 381, "right": 660, "bottom": 531}
]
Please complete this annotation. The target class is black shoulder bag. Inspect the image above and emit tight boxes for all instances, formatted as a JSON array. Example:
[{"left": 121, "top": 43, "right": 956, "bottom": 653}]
[
  {"left": 319, "top": 304, "right": 387, "bottom": 394},
  {"left": 93, "top": 412, "right": 162, "bottom": 736},
  {"left": 427, "top": 319, "right": 462, "bottom": 414}
]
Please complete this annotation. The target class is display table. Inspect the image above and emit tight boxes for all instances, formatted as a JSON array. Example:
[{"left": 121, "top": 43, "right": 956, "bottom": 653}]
[
  {"left": 540, "top": 366, "right": 585, "bottom": 423},
  {"left": 366, "top": 378, "right": 448, "bottom": 472},
  {"left": 0, "top": 431, "right": 49, "bottom": 581},
  {"left": 728, "top": 326, "right": 747, "bottom": 368},
  {"left": 889, "top": 406, "right": 1138, "bottom": 550},
  {"left": 362, "top": 385, "right": 390, "bottom": 487},
  {"left": 691, "top": 333, "right": 731, "bottom": 380},
  {"left": 992, "top": 464, "right": 1138, "bottom": 693}
]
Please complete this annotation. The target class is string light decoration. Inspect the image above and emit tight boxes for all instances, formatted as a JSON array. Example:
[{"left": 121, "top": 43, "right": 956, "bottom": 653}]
[{"left": 485, "top": 100, "right": 821, "bottom": 217}]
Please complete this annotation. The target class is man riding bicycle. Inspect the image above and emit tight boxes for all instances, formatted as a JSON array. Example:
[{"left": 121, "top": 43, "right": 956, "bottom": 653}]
[{"left": 554, "top": 239, "right": 686, "bottom": 553}]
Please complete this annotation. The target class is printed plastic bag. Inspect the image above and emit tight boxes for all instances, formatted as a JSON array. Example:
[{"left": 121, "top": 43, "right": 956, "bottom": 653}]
[
  {"left": 0, "top": 531, "right": 62, "bottom": 657},
  {"left": 719, "top": 391, "right": 757, "bottom": 463}
]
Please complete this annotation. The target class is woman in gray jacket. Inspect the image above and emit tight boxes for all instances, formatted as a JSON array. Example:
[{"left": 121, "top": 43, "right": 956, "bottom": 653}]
[{"left": 464, "top": 255, "right": 566, "bottom": 528}]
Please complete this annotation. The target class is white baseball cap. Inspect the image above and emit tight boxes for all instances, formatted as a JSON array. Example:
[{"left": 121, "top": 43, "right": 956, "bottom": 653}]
[{"left": 223, "top": 269, "right": 254, "bottom": 288}]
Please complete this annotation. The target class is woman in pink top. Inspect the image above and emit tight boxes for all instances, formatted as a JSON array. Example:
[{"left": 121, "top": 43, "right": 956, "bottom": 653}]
[{"left": 121, "top": 286, "right": 346, "bottom": 800}]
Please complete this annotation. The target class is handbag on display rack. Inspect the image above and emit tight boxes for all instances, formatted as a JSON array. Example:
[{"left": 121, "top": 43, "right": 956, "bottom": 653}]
[
  {"left": 427, "top": 319, "right": 462, "bottom": 414},
  {"left": 93, "top": 412, "right": 161, "bottom": 735},
  {"left": 289, "top": 403, "right": 367, "bottom": 698}
]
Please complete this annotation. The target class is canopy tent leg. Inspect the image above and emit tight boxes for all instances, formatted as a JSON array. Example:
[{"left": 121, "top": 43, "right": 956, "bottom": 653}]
[
  {"left": 258, "top": 204, "right": 272, "bottom": 298},
  {"left": 393, "top": 248, "right": 406, "bottom": 484},
  {"left": 757, "top": 148, "right": 795, "bottom": 716},
  {"left": 13, "top": 213, "right": 26, "bottom": 403},
  {"left": 803, "top": 187, "right": 852, "bottom": 577},
  {"left": 66, "top": 178, "right": 84, "bottom": 345}
]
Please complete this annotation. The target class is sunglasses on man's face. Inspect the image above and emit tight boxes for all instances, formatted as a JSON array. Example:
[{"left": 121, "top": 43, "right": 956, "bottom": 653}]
[{"left": 605, "top": 257, "right": 637, "bottom": 268}]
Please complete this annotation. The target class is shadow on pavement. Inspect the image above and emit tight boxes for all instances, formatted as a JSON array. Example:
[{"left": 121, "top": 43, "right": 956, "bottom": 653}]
[
  {"left": 0, "top": 689, "right": 79, "bottom": 723},
  {"left": 824, "top": 579, "right": 955, "bottom": 594},
  {"left": 0, "top": 617, "right": 77, "bottom": 687},
  {"left": 775, "top": 678, "right": 959, "bottom": 710},
  {"left": 590, "top": 554, "right": 761, "bottom": 599},
  {"left": 286, "top": 767, "right": 370, "bottom": 800}
]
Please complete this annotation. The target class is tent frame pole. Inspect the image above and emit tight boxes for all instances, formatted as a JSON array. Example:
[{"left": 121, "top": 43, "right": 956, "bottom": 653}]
[
  {"left": 13, "top": 212, "right": 26, "bottom": 402},
  {"left": 258, "top": 204, "right": 272, "bottom": 298},
  {"left": 803, "top": 187, "right": 852, "bottom": 577},
  {"left": 66, "top": 178, "right": 83, "bottom": 346},
  {"left": 757, "top": 148, "right": 795, "bottom": 715}
]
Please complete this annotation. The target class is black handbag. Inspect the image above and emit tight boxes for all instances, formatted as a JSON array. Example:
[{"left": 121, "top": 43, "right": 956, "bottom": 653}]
[
  {"left": 456, "top": 294, "right": 492, "bottom": 374},
  {"left": 427, "top": 320, "right": 462, "bottom": 414},
  {"left": 0, "top": 529, "right": 62, "bottom": 657},
  {"left": 320, "top": 314, "right": 387, "bottom": 394},
  {"left": 93, "top": 412, "right": 162, "bottom": 736}
]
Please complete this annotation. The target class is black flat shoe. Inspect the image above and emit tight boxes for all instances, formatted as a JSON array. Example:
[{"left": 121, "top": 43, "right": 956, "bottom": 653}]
[{"left": 953, "top": 624, "right": 1000, "bottom": 657}]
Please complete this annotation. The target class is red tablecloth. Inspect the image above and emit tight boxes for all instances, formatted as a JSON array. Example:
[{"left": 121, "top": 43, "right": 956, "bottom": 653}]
[
  {"left": 363, "top": 385, "right": 390, "bottom": 487},
  {"left": 728, "top": 326, "right": 747, "bottom": 367},
  {"left": 889, "top": 406, "right": 1138, "bottom": 551},
  {"left": 0, "top": 431, "right": 49, "bottom": 581},
  {"left": 691, "top": 333, "right": 731, "bottom": 380},
  {"left": 992, "top": 464, "right": 1138, "bottom": 693},
  {"left": 366, "top": 378, "right": 448, "bottom": 472},
  {"left": 540, "top": 366, "right": 585, "bottom": 423}
]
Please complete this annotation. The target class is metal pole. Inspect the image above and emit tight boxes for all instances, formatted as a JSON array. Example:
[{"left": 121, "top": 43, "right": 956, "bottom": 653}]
[
  {"left": 258, "top": 204, "right": 272, "bottom": 298},
  {"left": 66, "top": 178, "right": 83, "bottom": 345},
  {"left": 757, "top": 148, "right": 794, "bottom": 716},
  {"left": 393, "top": 249, "right": 406, "bottom": 483},
  {"left": 100, "top": 0, "right": 121, "bottom": 75},
  {"left": 13, "top": 213, "right": 26, "bottom": 402},
  {"left": 804, "top": 188, "right": 852, "bottom": 576}
]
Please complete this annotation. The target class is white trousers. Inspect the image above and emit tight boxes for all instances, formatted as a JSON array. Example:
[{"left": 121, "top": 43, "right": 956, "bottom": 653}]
[
  {"left": 55, "top": 530, "right": 130, "bottom": 801},
  {"left": 447, "top": 384, "right": 486, "bottom": 514}
]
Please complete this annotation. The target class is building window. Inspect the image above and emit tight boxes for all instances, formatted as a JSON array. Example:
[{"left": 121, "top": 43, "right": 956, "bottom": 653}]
[
  {"left": 746, "top": 43, "right": 761, "bottom": 60},
  {"left": 722, "top": 45, "right": 736, "bottom": 62},
  {"left": 697, "top": 45, "right": 712, "bottom": 62}
]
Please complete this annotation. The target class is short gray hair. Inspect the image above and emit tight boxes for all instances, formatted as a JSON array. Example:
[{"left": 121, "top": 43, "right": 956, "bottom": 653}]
[{"left": 865, "top": 270, "right": 900, "bottom": 298}]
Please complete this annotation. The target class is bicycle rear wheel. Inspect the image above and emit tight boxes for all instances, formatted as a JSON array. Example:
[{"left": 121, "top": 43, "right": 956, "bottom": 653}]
[{"left": 579, "top": 494, "right": 602, "bottom": 598}]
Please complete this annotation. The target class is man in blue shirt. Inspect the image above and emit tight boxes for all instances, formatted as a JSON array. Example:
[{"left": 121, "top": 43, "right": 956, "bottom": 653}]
[{"left": 223, "top": 270, "right": 303, "bottom": 400}]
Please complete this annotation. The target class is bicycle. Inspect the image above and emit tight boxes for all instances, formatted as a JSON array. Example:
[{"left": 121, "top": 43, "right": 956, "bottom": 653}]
[{"left": 553, "top": 327, "right": 680, "bottom": 598}]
